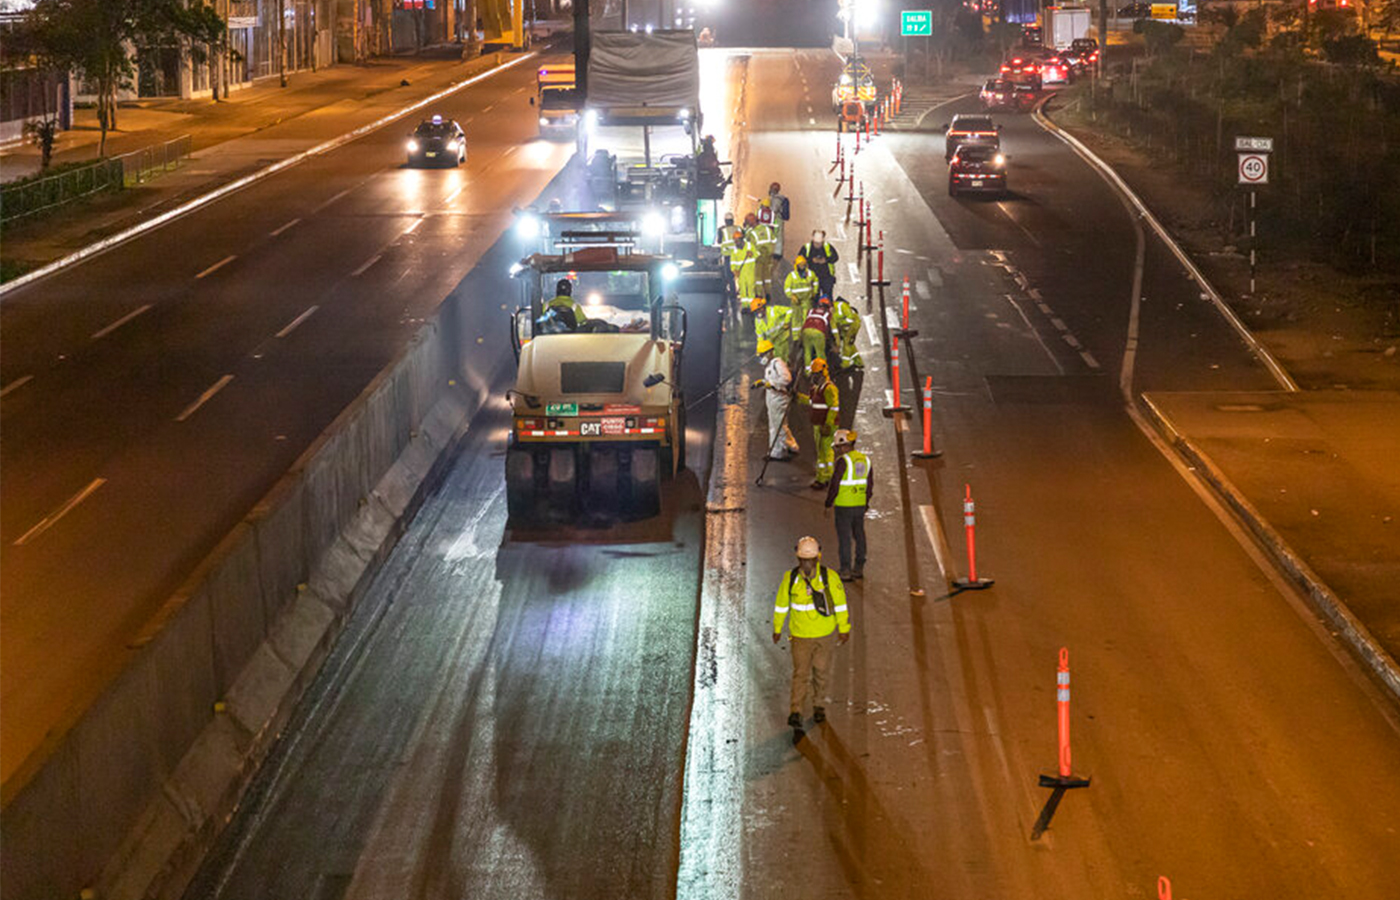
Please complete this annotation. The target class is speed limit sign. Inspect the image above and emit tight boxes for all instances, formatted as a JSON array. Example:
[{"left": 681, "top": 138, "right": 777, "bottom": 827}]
[{"left": 1238, "top": 152, "right": 1268, "bottom": 184}]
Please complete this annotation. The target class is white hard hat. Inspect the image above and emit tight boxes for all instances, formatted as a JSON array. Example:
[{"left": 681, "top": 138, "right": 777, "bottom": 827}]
[
  {"left": 833, "top": 429, "right": 856, "bottom": 446},
  {"left": 795, "top": 536, "right": 821, "bottom": 559}
]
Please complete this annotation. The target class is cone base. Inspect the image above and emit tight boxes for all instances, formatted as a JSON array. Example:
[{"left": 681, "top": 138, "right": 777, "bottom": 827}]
[
  {"left": 1038, "top": 774, "right": 1091, "bottom": 789},
  {"left": 953, "top": 577, "right": 995, "bottom": 590}
]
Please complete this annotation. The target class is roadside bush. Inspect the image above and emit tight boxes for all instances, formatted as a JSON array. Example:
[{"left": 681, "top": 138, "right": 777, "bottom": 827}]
[{"left": 1321, "top": 34, "right": 1380, "bottom": 66}]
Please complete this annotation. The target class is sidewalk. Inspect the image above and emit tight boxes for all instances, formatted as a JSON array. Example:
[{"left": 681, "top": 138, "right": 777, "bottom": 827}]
[
  {"left": 1144, "top": 391, "right": 1400, "bottom": 695},
  {"left": 0, "top": 45, "right": 537, "bottom": 279}
]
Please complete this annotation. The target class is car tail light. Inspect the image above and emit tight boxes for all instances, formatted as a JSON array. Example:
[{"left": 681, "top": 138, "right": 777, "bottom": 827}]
[{"left": 516, "top": 418, "right": 542, "bottom": 430}]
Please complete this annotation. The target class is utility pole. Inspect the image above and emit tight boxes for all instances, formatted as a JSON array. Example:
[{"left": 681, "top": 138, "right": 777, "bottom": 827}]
[{"left": 278, "top": 0, "right": 288, "bottom": 86}]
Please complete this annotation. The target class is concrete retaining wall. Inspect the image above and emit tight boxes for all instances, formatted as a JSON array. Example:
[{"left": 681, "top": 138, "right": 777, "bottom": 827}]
[{"left": 1, "top": 292, "right": 477, "bottom": 900}]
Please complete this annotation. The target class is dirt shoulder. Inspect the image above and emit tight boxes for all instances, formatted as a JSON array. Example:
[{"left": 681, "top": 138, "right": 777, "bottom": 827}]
[{"left": 1047, "top": 95, "right": 1400, "bottom": 393}]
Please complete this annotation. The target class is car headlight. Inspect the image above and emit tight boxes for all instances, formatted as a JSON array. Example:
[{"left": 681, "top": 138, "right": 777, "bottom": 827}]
[{"left": 407, "top": 139, "right": 419, "bottom": 152}]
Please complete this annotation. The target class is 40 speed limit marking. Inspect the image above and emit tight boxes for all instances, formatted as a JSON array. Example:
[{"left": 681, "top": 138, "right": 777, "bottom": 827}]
[{"left": 1238, "top": 152, "right": 1268, "bottom": 184}]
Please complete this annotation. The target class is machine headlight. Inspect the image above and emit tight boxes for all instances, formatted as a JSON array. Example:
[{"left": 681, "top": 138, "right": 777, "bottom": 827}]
[
  {"left": 661, "top": 262, "right": 680, "bottom": 282},
  {"left": 407, "top": 139, "right": 419, "bottom": 152},
  {"left": 839, "top": 74, "right": 853, "bottom": 86},
  {"left": 583, "top": 109, "right": 599, "bottom": 133},
  {"left": 993, "top": 153, "right": 1005, "bottom": 166},
  {"left": 679, "top": 107, "right": 691, "bottom": 119},
  {"left": 515, "top": 214, "right": 542, "bottom": 240},
  {"left": 642, "top": 210, "right": 666, "bottom": 236}
]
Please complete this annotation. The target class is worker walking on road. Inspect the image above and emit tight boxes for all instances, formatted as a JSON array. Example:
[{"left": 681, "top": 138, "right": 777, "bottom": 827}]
[
  {"left": 750, "top": 210, "right": 778, "bottom": 299},
  {"left": 831, "top": 295, "right": 865, "bottom": 430},
  {"left": 731, "top": 236, "right": 758, "bottom": 311},
  {"left": 799, "top": 230, "right": 840, "bottom": 299},
  {"left": 751, "top": 295, "right": 794, "bottom": 364},
  {"left": 797, "top": 358, "right": 840, "bottom": 489},
  {"left": 718, "top": 213, "right": 740, "bottom": 305},
  {"left": 753, "top": 339, "right": 800, "bottom": 460},
  {"left": 763, "top": 182, "right": 791, "bottom": 258},
  {"left": 824, "top": 430, "right": 871, "bottom": 581},
  {"left": 800, "top": 294, "right": 835, "bottom": 369},
  {"left": 773, "top": 536, "right": 851, "bottom": 738},
  {"left": 784, "top": 256, "right": 820, "bottom": 324}
]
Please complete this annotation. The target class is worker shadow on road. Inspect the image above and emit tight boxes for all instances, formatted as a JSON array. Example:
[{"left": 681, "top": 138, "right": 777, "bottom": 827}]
[{"left": 792, "top": 724, "right": 940, "bottom": 898}]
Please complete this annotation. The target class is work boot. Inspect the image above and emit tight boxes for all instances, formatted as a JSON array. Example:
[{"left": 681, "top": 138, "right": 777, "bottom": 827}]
[
  {"left": 839, "top": 569, "right": 853, "bottom": 582},
  {"left": 854, "top": 565, "right": 865, "bottom": 580},
  {"left": 813, "top": 706, "right": 826, "bottom": 723},
  {"left": 809, "top": 480, "right": 827, "bottom": 490},
  {"left": 787, "top": 711, "right": 803, "bottom": 729}
]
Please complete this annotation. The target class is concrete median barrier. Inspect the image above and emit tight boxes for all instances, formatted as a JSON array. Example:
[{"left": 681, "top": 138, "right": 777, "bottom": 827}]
[{"left": 0, "top": 186, "right": 549, "bottom": 899}]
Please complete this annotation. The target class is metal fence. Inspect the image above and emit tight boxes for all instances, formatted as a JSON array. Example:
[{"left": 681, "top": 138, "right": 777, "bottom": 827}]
[
  {"left": 0, "top": 134, "right": 193, "bottom": 226},
  {"left": 0, "top": 158, "right": 124, "bottom": 225},
  {"left": 114, "top": 134, "right": 192, "bottom": 186}
]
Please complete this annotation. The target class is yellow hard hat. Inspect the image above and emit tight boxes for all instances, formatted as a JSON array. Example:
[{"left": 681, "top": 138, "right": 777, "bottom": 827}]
[
  {"left": 757, "top": 339, "right": 775, "bottom": 354},
  {"left": 809, "top": 358, "right": 828, "bottom": 375},
  {"left": 794, "top": 255, "right": 807, "bottom": 266},
  {"left": 795, "top": 535, "right": 821, "bottom": 559},
  {"left": 760, "top": 197, "right": 771, "bottom": 207},
  {"left": 750, "top": 296, "right": 766, "bottom": 312}
]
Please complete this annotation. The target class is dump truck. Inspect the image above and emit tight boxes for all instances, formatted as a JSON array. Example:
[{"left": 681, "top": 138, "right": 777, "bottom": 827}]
[{"left": 505, "top": 233, "right": 690, "bottom": 525}]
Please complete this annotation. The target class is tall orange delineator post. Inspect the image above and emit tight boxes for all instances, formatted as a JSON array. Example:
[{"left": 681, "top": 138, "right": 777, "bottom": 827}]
[
  {"left": 872, "top": 229, "right": 889, "bottom": 290},
  {"left": 1158, "top": 877, "right": 1173, "bottom": 900},
  {"left": 952, "top": 484, "right": 994, "bottom": 589},
  {"left": 845, "top": 163, "right": 857, "bottom": 203},
  {"left": 1039, "top": 647, "right": 1090, "bottom": 788},
  {"left": 882, "top": 335, "right": 910, "bottom": 416},
  {"left": 894, "top": 272, "right": 915, "bottom": 338},
  {"left": 912, "top": 376, "right": 941, "bottom": 459}
]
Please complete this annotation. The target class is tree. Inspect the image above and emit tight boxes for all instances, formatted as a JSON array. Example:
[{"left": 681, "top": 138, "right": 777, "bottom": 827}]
[
  {"left": 26, "top": 0, "right": 205, "bottom": 155},
  {"left": 179, "top": 1, "right": 235, "bottom": 102}
]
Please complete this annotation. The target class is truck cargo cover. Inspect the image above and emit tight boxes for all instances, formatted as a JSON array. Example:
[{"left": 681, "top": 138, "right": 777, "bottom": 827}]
[{"left": 586, "top": 31, "right": 700, "bottom": 111}]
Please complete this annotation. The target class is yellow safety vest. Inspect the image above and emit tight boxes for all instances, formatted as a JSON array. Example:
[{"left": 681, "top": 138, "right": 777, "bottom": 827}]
[
  {"left": 773, "top": 565, "right": 851, "bottom": 638},
  {"left": 718, "top": 225, "right": 739, "bottom": 258},
  {"left": 834, "top": 300, "right": 864, "bottom": 368},
  {"left": 755, "top": 305, "right": 793, "bottom": 353},
  {"left": 785, "top": 269, "right": 819, "bottom": 306},
  {"left": 545, "top": 295, "right": 587, "bottom": 323},
  {"left": 834, "top": 450, "right": 870, "bottom": 507},
  {"left": 731, "top": 244, "right": 756, "bottom": 274},
  {"left": 751, "top": 223, "right": 777, "bottom": 253}
]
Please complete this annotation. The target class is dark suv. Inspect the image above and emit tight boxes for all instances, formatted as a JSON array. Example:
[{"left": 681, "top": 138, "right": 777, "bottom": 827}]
[
  {"left": 948, "top": 144, "right": 1008, "bottom": 197},
  {"left": 943, "top": 114, "right": 1002, "bottom": 163}
]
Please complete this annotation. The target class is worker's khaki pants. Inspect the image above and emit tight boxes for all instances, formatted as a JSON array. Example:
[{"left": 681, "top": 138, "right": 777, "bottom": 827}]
[{"left": 790, "top": 632, "right": 836, "bottom": 715}]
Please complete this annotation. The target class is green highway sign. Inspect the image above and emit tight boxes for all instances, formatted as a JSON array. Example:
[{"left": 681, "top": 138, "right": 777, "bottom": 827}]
[{"left": 900, "top": 9, "right": 933, "bottom": 36}]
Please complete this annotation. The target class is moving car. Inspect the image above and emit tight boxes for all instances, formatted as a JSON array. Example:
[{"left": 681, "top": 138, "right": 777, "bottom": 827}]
[
  {"left": 1118, "top": 2, "right": 1150, "bottom": 17},
  {"left": 1000, "top": 55, "right": 1044, "bottom": 90},
  {"left": 405, "top": 115, "right": 466, "bottom": 167},
  {"left": 1063, "top": 37, "right": 1100, "bottom": 71},
  {"left": 948, "top": 145, "right": 1008, "bottom": 197},
  {"left": 1040, "top": 54, "right": 1071, "bottom": 85},
  {"left": 979, "top": 79, "right": 1019, "bottom": 111},
  {"left": 942, "top": 114, "right": 1002, "bottom": 162}
]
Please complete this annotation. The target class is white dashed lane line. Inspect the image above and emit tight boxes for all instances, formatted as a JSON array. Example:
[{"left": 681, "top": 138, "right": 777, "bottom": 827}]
[
  {"left": 351, "top": 254, "right": 382, "bottom": 277},
  {"left": 13, "top": 477, "right": 107, "bottom": 546},
  {"left": 175, "top": 374, "right": 234, "bottom": 422},
  {"left": 0, "top": 374, "right": 34, "bottom": 399},
  {"left": 91, "top": 304, "right": 153, "bottom": 341},
  {"left": 195, "top": 255, "right": 236, "bottom": 280},
  {"left": 275, "top": 305, "right": 318, "bottom": 339},
  {"left": 915, "top": 280, "right": 931, "bottom": 299},
  {"left": 270, "top": 217, "right": 301, "bottom": 237}
]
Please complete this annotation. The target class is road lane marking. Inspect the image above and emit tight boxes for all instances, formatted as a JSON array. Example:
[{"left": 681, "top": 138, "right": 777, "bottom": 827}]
[
  {"left": 918, "top": 504, "right": 952, "bottom": 585},
  {"left": 862, "top": 313, "right": 880, "bottom": 347},
  {"left": 1080, "top": 350, "right": 1101, "bottom": 369},
  {"left": 0, "top": 374, "right": 34, "bottom": 398},
  {"left": 351, "top": 254, "right": 382, "bottom": 277},
  {"left": 483, "top": 104, "right": 495, "bottom": 112},
  {"left": 808, "top": 117, "right": 816, "bottom": 126},
  {"left": 1026, "top": 287, "right": 1042, "bottom": 300},
  {"left": 14, "top": 477, "right": 106, "bottom": 546},
  {"left": 0, "top": 53, "right": 538, "bottom": 301},
  {"left": 314, "top": 187, "right": 353, "bottom": 213},
  {"left": 1004, "top": 294, "right": 1064, "bottom": 375},
  {"left": 91, "top": 304, "right": 153, "bottom": 340},
  {"left": 915, "top": 280, "right": 931, "bottom": 299},
  {"left": 1036, "top": 302, "right": 1053, "bottom": 315},
  {"left": 176, "top": 374, "right": 234, "bottom": 422},
  {"left": 270, "top": 217, "right": 301, "bottom": 237},
  {"left": 403, "top": 215, "right": 424, "bottom": 234},
  {"left": 847, "top": 262, "right": 861, "bottom": 282},
  {"left": 195, "top": 255, "right": 236, "bottom": 279},
  {"left": 442, "top": 184, "right": 468, "bottom": 205},
  {"left": 1049, "top": 317, "right": 1068, "bottom": 332},
  {"left": 275, "top": 305, "right": 318, "bottom": 338},
  {"left": 1062, "top": 333, "right": 1082, "bottom": 349},
  {"left": 835, "top": 222, "right": 847, "bottom": 240}
]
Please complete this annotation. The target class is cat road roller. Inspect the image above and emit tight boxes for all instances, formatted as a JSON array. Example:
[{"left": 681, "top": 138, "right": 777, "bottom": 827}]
[{"left": 506, "top": 234, "right": 688, "bottom": 526}]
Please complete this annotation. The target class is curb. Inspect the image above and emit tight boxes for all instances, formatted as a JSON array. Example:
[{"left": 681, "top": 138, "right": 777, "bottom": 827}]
[
  {"left": 1031, "top": 97, "right": 1298, "bottom": 393},
  {"left": 0, "top": 51, "right": 535, "bottom": 301},
  {"left": 1141, "top": 394, "right": 1400, "bottom": 705}
]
